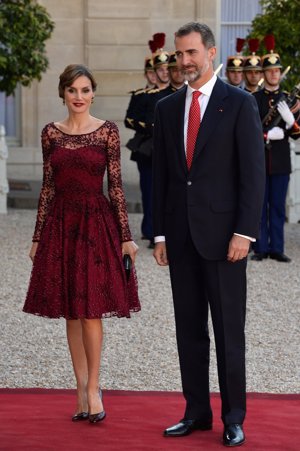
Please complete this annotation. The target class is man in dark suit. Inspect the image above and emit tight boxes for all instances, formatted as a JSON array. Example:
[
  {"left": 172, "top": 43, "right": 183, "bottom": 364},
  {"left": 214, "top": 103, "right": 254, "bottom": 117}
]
[{"left": 152, "top": 22, "right": 265, "bottom": 447}]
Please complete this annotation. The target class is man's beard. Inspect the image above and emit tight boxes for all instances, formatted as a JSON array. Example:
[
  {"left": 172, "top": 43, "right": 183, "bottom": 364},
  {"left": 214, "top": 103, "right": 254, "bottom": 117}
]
[
  {"left": 183, "top": 69, "right": 201, "bottom": 82},
  {"left": 181, "top": 62, "right": 209, "bottom": 82}
]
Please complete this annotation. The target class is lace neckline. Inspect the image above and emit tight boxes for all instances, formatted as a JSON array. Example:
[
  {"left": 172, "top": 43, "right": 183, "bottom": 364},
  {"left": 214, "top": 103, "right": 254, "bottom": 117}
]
[{"left": 51, "top": 121, "right": 107, "bottom": 136}]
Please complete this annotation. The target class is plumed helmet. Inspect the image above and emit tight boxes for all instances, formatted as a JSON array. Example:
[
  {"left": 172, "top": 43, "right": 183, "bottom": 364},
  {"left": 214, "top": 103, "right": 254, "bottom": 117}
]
[
  {"left": 226, "top": 38, "right": 245, "bottom": 72},
  {"left": 262, "top": 35, "right": 282, "bottom": 70},
  {"left": 243, "top": 38, "right": 262, "bottom": 71}
]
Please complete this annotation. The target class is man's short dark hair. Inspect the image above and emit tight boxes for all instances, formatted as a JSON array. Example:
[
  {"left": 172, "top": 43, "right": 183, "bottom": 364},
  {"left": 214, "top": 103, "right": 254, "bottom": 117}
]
[{"left": 175, "top": 22, "right": 215, "bottom": 49}]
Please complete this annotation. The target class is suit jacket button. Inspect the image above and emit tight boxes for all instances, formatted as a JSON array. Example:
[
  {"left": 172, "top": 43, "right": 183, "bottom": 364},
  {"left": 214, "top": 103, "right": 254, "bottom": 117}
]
[{"left": 187, "top": 181, "right": 192, "bottom": 186}]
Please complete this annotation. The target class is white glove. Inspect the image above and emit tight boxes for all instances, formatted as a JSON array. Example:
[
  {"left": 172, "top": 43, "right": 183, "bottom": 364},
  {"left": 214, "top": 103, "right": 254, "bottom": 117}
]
[
  {"left": 277, "top": 100, "right": 295, "bottom": 129},
  {"left": 267, "top": 126, "right": 284, "bottom": 141}
]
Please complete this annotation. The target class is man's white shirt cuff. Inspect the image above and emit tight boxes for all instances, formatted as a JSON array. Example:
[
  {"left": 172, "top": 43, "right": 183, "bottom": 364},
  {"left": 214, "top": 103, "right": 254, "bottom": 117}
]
[
  {"left": 234, "top": 233, "right": 256, "bottom": 242},
  {"left": 155, "top": 233, "right": 255, "bottom": 243},
  {"left": 154, "top": 236, "right": 165, "bottom": 243}
]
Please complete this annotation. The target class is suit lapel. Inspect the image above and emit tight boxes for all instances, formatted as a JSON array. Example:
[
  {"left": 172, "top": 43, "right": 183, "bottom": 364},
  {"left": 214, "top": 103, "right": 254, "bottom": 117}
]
[
  {"left": 175, "top": 86, "right": 188, "bottom": 171},
  {"left": 191, "top": 78, "right": 229, "bottom": 169}
]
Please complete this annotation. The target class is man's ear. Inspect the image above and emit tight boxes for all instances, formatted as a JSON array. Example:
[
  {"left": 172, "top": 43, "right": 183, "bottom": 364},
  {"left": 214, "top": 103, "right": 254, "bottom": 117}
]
[{"left": 208, "top": 46, "right": 217, "bottom": 61}]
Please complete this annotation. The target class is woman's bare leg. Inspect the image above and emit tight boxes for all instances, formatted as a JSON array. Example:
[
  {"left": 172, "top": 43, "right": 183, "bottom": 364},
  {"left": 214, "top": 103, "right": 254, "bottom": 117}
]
[
  {"left": 66, "top": 319, "right": 88, "bottom": 414},
  {"left": 81, "top": 318, "right": 104, "bottom": 414}
]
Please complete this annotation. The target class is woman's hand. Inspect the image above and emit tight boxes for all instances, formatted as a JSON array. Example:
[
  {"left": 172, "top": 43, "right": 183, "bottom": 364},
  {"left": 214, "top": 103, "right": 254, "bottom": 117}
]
[
  {"left": 121, "top": 241, "right": 139, "bottom": 264},
  {"left": 29, "top": 242, "right": 39, "bottom": 262}
]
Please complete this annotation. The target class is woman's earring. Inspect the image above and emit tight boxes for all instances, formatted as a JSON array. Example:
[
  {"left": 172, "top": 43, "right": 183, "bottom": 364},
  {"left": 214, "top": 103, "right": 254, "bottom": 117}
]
[
  {"left": 63, "top": 99, "right": 65, "bottom": 105},
  {"left": 91, "top": 97, "right": 94, "bottom": 104}
]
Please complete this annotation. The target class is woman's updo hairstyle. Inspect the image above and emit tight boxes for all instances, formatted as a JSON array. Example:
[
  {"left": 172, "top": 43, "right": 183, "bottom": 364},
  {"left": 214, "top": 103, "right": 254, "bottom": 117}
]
[{"left": 58, "top": 64, "right": 97, "bottom": 99}]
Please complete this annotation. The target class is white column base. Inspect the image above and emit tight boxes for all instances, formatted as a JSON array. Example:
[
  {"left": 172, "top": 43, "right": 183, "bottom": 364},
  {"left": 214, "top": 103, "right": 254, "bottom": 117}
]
[{"left": 0, "top": 125, "right": 9, "bottom": 214}]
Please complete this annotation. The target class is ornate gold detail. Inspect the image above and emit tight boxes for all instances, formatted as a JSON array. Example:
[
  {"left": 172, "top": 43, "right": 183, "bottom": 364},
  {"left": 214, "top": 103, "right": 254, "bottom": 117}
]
[
  {"left": 268, "top": 55, "right": 278, "bottom": 65},
  {"left": 158, "top": 52, "right": 169, "bottom": 63},
  {"left": 233, "top": 58, "right": 243, "bottom": 67},
  {"left": 249, "top": 56, "right": 259, "bottom": 66}
]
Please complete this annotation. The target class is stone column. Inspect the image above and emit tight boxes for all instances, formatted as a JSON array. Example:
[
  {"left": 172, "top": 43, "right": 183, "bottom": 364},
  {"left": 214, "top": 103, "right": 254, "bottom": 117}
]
[
  {"left": 0, "top": 125, "right": 9, "bottom": 214},
  {"left": 286, "top": 141, "right": 300, "bottom": 223}
]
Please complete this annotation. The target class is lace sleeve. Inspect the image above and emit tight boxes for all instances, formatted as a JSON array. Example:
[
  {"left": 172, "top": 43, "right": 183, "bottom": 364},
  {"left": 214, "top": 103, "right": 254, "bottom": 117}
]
[
  {"left": 106, "top": 123, "right": 132, "bottom": 242},
  {"left": 32, "top": 125, "right": 55, "bottom": 242}
]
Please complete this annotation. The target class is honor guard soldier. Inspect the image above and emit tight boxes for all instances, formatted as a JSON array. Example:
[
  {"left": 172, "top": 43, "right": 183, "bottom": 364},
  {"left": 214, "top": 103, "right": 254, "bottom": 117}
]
[
  {"left": 251, "top": 35, "right": 300, "bottom": 262},
  {"left": 124, "top": 40, "right": 158, "bottom": 133},
  {"left": 124, "top": 34, "right": 169, "bottom": 248},
  {"left": 140, "top": 51, "right": 186, "bottom": 136},
  {"left": 144, "top": 55, "right": 157, "bottom": 89},
  {"left": 134, "top": 35, "right": 171, "bottom": 248},
  {"left": 165, "top": 52, "right": 185, "bottom": 94},
  {"left": 243, "top": 38, "right": 263, "bottom": 93},
  {"left": 225, "top": 38, "right": 245, "bottom": 88}
]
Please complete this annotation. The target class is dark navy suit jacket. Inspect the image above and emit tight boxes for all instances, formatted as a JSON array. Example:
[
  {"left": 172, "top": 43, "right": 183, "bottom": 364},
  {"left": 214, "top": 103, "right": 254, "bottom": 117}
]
[{"left": 152, "top": 77, "right": 266, "bottom": 261}]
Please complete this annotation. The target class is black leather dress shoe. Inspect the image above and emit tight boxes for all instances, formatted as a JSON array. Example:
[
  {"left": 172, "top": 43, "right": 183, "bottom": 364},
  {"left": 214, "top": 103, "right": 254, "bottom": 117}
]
[
  {"left": 223, "top": 424, "right": 245, "bottom": 447},
  {"left": 250, "top": 252, "right": 268, "bottom": 261},
  {"left": 163, "top": 419, "right": 212, "bottom": 437},
  {"left": 269, "top": 252, "right": 291, "bottom": 262},
  {"left": 72, "top": 411, "right": 88, "bottom": 422}
]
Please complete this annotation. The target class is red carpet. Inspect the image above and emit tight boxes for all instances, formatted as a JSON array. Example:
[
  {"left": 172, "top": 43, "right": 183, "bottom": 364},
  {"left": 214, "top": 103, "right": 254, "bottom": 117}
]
[{"left": 0, "top": 389, "right": 299, "bottom": 451}]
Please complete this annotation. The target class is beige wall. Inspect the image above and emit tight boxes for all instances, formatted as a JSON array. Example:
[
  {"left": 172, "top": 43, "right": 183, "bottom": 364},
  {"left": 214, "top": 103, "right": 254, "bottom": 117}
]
[{"left": 8, "top": 0, "right": 219, "bottom": 182}]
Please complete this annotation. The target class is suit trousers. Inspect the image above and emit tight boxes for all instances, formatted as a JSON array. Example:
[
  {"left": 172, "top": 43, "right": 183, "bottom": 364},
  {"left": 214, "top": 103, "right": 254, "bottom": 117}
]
[
  {"left": 168, "top": 232, "right": 247, "bottom": 425},
  {"left": 253, "top": 174, "right": 289, "bottom": 254}
]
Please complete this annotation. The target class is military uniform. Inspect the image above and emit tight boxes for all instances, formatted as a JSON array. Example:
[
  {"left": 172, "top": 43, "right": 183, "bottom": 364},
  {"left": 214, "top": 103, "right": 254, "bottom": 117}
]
[
  {"left": 136, "top": 84, "right": 178, "bottom": 135},
  {"left": 243, "top": 38, "right": 263, "bottom": 93},
  {"left": 252, "top": 38, "right": 300, "bottom": 261},
  {"left": 124, "top": 84, "right": 154, "bottom": 240},
  {"left": 124, "top": 35, "right": 172, "bottom": 243},
  {"left": 225, "top": 38, "right": 245, "bottom": 88}
]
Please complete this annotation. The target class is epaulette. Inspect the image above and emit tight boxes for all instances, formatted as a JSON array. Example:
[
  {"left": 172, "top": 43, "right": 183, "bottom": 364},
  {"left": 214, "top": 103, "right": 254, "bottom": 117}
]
[
  {"left": 126, "top": 118, "right": 134, "bottom": 127},
  {"left": 134, "top": 88, "right": 147, "bottom": 95},
  {"left": 281, "top": 90, "right": 300, "bottom": 100},
  {"left": 127, "top": 87, "right": 146, "bottom": 95},
  {"left": 146, "top": 88, "right": 161, "bottom": 94}
]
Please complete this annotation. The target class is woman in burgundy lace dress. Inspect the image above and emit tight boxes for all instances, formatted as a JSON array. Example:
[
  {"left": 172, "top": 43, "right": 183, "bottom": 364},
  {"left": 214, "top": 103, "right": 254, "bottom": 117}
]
[{"left": 23, "top": 64, "right": 140, "bottom": 423}]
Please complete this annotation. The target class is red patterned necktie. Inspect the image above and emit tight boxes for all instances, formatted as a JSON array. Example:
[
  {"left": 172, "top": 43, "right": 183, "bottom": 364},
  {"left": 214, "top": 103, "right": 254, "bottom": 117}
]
[{"left": 186, "top": 90, "right": 201, "bottom": 170}]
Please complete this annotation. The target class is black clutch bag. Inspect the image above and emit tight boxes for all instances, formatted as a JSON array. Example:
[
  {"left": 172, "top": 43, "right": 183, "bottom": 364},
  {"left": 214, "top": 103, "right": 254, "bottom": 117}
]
[{"left": 123, "top": 254, "right": 132, "bottom": 281}]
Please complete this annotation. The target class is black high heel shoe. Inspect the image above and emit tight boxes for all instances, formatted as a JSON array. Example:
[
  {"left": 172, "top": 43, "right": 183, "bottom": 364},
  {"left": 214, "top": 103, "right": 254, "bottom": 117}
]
[
  {"left": 72, "top": 411, "right": 89, "bottom": 422},
  {"left": 89, "top": 388, "right": 106, "bottom": 424},
  {"left": 89, "top": 410, "right": 106, "bottom": 423}
]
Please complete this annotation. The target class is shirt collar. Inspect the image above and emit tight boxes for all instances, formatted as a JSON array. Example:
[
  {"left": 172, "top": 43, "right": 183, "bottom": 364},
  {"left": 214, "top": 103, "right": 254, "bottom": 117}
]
[
  {"left": 263, "top": 88, "right": 280, "bottom": 95},
  {"left": 187, "top": 74, "right": 217, "bottom": 98}
]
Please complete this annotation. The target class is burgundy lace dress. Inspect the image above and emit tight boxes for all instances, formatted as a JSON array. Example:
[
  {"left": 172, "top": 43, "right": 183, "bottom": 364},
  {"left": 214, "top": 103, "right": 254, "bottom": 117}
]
[{"left": 23, "top": 121, "right": 140, "bottom": 319}]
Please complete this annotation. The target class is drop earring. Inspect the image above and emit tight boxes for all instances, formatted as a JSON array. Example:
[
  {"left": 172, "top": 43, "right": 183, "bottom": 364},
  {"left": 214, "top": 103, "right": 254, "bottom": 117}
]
[{"left": 91, "top": 97, "right": 94, "bottom": 104}]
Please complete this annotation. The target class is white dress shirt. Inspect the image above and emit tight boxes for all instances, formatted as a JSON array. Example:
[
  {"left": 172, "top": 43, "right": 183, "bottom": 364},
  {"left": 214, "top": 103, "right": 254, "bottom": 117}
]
[
  {"left": 184, "top": 74, "right": 217, "bottom": 153},
  {"left": 154, "top": 74, "right": 255, "bottom": 244}
]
